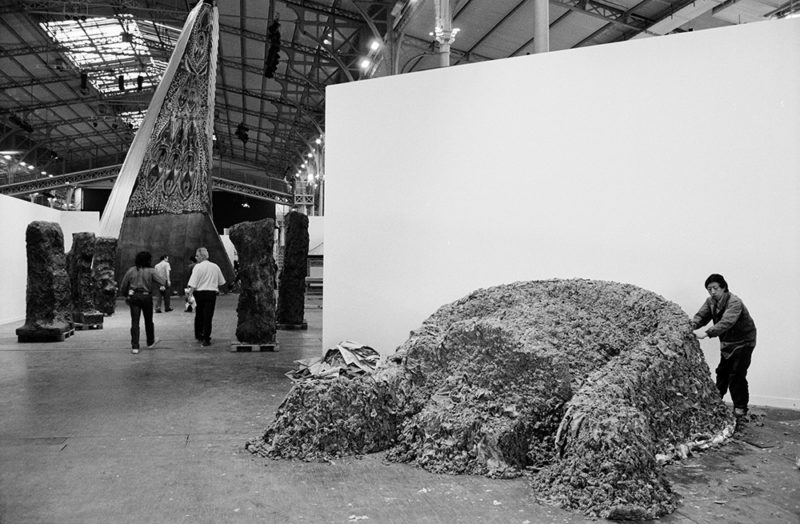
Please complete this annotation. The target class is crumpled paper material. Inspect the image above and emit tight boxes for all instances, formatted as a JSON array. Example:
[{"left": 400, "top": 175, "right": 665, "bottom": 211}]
[
  {"left": 247, "top": 279, "right": 734, "bottom": 521},
  {"left": 285, "top": 341, "right": 381, "bottom": 381}
]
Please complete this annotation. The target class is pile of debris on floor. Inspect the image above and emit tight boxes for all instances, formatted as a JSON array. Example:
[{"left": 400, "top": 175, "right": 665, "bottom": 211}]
[
  {"left": 246, "top": 279, "right": 734, "bottom": 520},
  {"left": 285, "top": 341, "right": 381, "bottom": 381}
]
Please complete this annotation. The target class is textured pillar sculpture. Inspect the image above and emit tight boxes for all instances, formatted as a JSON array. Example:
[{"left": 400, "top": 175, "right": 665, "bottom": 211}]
[
  {"left": 98, "top": 0, "right": 234, "bottom": 290},
  {"left": 92, "top": 237, "right": 118, "bottom": 315},
  {"left": 229, "top": 218, "right": 277, "bottom": 345},
  {"left": 277, "top": 211, "right": 308, "bottom": 329},
  {"left": 67, "top": 232, "right": 104, "bottom": 328},
  {"left": 16, "top": 221, "right": 73, "bottom": 342}
]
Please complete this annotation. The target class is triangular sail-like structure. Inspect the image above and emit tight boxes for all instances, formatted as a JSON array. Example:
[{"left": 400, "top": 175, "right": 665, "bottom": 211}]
[{"left": 99, "top": 0, "right": 233, "bottom": 289}]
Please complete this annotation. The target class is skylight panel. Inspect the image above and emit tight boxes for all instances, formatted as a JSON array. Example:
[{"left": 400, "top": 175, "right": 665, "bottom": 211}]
[
  {"left": 41, "top": 14, "right": 167, "bottom": 95},
  {"left": 119, "top": 109, "right": 146, "bottom": 131}
]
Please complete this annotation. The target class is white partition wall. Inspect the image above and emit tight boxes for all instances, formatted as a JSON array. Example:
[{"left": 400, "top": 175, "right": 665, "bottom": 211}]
[
  {"left": 324, "top": 19, "right": 800, "bottom": 409},
  {"left": 0, "top": 195, "right": 99, "bottom": 325}
]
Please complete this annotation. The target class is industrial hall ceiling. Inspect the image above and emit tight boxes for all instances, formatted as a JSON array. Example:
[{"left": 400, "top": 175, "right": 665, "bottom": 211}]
[{"left": 0, "top": 0, "right": 794, "bottom": 200}]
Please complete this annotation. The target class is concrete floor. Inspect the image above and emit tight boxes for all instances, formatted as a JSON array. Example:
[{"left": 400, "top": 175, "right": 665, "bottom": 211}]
[{"left": 1, "top": 294, "right": 798, "bottom": 524}]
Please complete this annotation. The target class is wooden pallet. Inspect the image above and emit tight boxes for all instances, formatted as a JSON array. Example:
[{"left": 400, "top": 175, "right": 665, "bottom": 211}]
[
  {"left": 277, "top": 323, "right": 308, "bottom": 330},
  {"left": 17, "top": 327, "right": 74, "bottom": 343},
  {"left": 73, "top": 323, "right": 103, "bottom": 331},
  {"left": 229, "top": 342, "right": 278, "bottom": 352}
]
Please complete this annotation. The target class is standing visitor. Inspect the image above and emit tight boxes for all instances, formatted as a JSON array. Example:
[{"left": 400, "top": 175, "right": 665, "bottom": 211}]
[
  {"left": 119, "top": 251, "right": 165, "bottom": 354},
  {"left": 187, "top": 247, "right": 226, "bottom": 346},
  {"left": 154, "top": 254, "right": 172, "bottom": 313},
  {"left": 691, "top": 273, "right": 757, "bottom": 417}
]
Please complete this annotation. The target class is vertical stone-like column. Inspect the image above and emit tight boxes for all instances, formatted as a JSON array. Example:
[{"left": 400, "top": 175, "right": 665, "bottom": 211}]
[
  {"left": 93, "top": 237, "right": 118, "bottom": 316},
  {"left": 277, "top": 210, "right": 309, "bottom": 329},
  {"left": 67, "top": 232, "right": 104, "bottom": 328},
  {"left": 16, "top": 221, "right": 73, "bottom": 342},
  {"left": 230, "top": 218, "right": 277, "bottom": 345}
]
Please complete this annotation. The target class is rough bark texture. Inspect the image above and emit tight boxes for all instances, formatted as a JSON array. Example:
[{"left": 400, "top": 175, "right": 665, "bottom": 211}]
[
  {"left": 276, "top": 211, "right": 308, "bottom": 327},
  {"left": 247, "top": 279, "right": 734, "bottom": 520},
  {"left": 67, "top": 232, "right": 103, "bottom": 325},
  {"left": 92, "top": 237, "right": 118, "bottom": 315},
  {"left": 229, "top": 218, "right": 277, "bottom": 344},
  {"left": 16, "top": 221, "right": 73, "bottom": 342}
]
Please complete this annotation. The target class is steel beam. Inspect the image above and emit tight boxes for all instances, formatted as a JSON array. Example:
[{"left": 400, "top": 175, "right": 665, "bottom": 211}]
[{"left": 0, "top": 163, "right": 293, "bottom": 204}]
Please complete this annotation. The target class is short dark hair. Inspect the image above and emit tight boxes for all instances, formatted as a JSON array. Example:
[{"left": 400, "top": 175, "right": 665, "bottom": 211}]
[
  {"left": 704, "top": 273, "right": 728, "bottom": 291},
  {"left": 135, "top": 251, "right": 153, "bottom": 268},
  {"left": 160, "top": 254, "right": 169, "bottom": 261}
]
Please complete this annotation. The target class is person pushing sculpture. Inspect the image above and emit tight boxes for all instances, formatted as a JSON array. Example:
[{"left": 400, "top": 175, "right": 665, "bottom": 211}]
[
  {"left": 186, "top": 247, "right": 226, "bottom": 347},
  {"left": 119, "top": 251, "right": 166, "bottom": 354},
  {"left": 691, "top": 273, "right": 757, "bottom": 417}
]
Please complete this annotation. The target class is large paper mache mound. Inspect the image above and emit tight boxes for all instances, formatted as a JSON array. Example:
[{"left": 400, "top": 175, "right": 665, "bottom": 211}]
[{"left": 246, "top": 279, "right": 734, "bottom": 520}]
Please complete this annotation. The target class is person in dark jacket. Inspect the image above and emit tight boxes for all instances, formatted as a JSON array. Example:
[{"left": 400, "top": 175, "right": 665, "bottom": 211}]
[
  {"left": 691, "top": 273, "right": 757, "bottom": 417},
  {"left": 119, "top": 251, "right": 166, "bottom": 354}
]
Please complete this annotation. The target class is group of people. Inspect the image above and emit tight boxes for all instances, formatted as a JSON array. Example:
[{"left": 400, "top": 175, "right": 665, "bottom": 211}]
[{"left": 118, "top": 247, "right": 227, "bottom": 354}]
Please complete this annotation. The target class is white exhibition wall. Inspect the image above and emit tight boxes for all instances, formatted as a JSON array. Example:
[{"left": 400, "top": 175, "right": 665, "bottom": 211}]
[
  {"left": 0, "top": 194, "right": 100, "bottom": 325},
  {"left": 308, "top": 216, "right": 324, "bottom": 253},
  {"left": 324, "top": 18, "right": 800, "bottom": 409}
]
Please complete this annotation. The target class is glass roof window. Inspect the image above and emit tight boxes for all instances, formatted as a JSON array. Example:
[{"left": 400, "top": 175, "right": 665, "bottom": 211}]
[
  {"left": 119, "top": 109, "right": 146, "bottom": 131},
  {"left": 41, "top": 15, "right": 178, "bottom": 95}
]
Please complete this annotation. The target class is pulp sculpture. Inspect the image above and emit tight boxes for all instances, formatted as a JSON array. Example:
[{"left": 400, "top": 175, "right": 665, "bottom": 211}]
[
  {"left": 247, "top": 279, "right": 734, "bottom": 520},
  {"left": 92, "top": 237, "right": 118, "bottom": 315},
  {"left": 229, "top": 218, "right": 277, "bottom": 345},
  {"left": 67, "top": 232, "right": 103, "bottom": 328},
  {"left": 276, "top": 210, "right": 308, "bottom": 329},
  {"left": 16, "top": 221, "right": 73, "bottom": 342}
]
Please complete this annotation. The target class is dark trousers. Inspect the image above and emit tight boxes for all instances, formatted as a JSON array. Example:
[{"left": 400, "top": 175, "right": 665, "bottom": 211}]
[
  {"left": 155, "top": 285, "right": 171, "bottom": 310},
  {"left": 716, "top": 346, "right": 754, "bottom": 410},
  {"left": 129, "top": 293, "right": 155, "bottom": 348},
  {"left": 194, "top": 290, "right": 217, "bottom": 342}
]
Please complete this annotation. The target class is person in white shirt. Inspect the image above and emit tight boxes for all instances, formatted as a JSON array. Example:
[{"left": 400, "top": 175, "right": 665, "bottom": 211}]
[
  {"left": 187, "top": 247, "right": 226, "bottom": 346},
  {"left": 153, "top": 254, "right": 172, "bottom": 313}
]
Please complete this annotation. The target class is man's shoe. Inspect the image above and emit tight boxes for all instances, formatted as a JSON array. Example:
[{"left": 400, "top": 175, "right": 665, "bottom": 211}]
[
  {"left": 155, "top": 309, "right": 162, "bottom": 313},
  {"left": 201, "top": 339, "right": 211, "bottom": 347},
  {"left": 146, "top": 338, "right": 160, "bottom": 349},
  {"left": 165, "top": 308, "right": 173, "bottom": 312},
  {"left": 131, "top": 347, "right": 140, "bottom": 354}
]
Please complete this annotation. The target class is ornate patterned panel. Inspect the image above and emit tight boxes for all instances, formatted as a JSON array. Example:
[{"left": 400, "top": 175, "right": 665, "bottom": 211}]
[{"left": 125, "top": 3, "right": 215, "bottom": 217}]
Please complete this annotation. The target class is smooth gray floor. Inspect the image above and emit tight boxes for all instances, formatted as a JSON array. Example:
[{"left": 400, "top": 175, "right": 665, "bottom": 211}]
[{"left": 1, "top": 294, "right": 798, "bottom": 523}]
